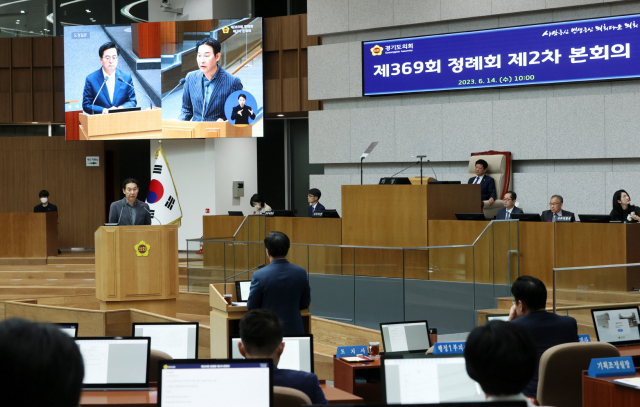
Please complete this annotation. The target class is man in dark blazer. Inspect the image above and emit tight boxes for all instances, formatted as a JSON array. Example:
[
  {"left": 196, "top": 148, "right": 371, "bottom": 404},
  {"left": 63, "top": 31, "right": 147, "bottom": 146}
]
[
  {"left": 468, "top": 159, "right": 497, "bottom": 203},
  {"left": 230, "top": 93, "right": 256, "bottom": 125},
  {"left": 238, "top": 309, "right": 328, "bottom": 404},
  {"left": 108, "top": 178, "right": 152, "bottom": 225},
  {"left": 179, "top": 38, "right": 243, "bottom": 122},
  {"left": 247, "top": 231, "right": 311, "bottom": 335},
  {"left": 82, "top": 42, "right": 137, "bottom": 114},
  {"left": 308, "top": 188, "right": 325, "bottom": 217},
  {"left": 541, "top": 194, "right": 575, "bottom": 222},
  {"left": 508, "top": 276, "right": 579, "bottom": 399},
  {"left": 496, "top": 191, "right": 524, "bottom": 220}
]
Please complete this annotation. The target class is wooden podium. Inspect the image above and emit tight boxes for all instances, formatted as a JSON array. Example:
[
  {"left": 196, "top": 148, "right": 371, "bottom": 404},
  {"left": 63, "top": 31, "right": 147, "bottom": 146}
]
[
  {"left": 79, "top": 108, "right": 162, "bottom": 140},
  {"left": 209, "top": 283, "right": 311, "bottom": 358},
  {"left": 0, "top": 212, "right": 57, "bottom": 259},
  {"left": 162, "top": 120, "right": 253, "bottom": 138},
  {"left": 95, "top": 226, "right": 179, "bottom": 317}
]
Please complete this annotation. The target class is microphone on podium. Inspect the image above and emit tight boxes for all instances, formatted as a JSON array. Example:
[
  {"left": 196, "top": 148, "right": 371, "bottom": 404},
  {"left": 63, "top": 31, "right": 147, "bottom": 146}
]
[
  {"left": 118, "top": 77, "right": 154, "bottom": 109},
  {"left": 224, "top": 264, "right": 266, "bottom": 294},
  {"left": 91, "top": 76, "right": 108, "bottom": 115},
  {"left": 162, "top": 78, "right": 186, "bottom": 101},
  {"left": 142, "top": 206, "right": 162, "bottom": 225}
]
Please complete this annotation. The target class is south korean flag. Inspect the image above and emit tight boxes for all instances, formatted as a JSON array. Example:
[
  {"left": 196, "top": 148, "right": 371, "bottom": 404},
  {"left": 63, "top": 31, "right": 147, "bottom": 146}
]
[{"left": 146, "top": 146, "right": 183, "bottom": 225}]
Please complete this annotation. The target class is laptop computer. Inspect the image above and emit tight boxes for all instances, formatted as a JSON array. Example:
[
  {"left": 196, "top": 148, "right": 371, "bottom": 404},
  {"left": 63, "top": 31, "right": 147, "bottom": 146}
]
[
  {"left": 591, "top": 306, "right": 640, "bottom": 347},
  {"left": 75, "top": 337, "right": 151, "bottom": 391},
  {"left": 55, "top": 323, "right": 78, "bottom": 337},
  {"left": 230, "top": 334, "right": 314, "bottom": 373},
  {"left": 380, "top": 320, "right": 431, "bottom": 354},
  {"left": 381, "top": 354, "right": 485, "bottom": 404},
  {"left": 132, "top": 322, "right": 199, "bottom": 359},
  {"left": 233, "top": 280, "right": 252, "bottom": 305},
  {"left": 158, "top": 358, "right": 273, "bottom": 407},
  {"left": 486, "top": 314, "right": 510, "bottom": 322}
]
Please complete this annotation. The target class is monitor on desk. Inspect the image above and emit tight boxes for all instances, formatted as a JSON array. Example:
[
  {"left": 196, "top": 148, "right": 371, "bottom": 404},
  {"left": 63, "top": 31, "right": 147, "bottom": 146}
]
[
  {"left": 132, "top": 322, "right": 199, "bottom": 359},
  {"left": 75, "top": 337, "right": 150, "bottom": 389},
  {"left": 455, "top": 213, "right": 486, "bottom": 221},
  {"left": 382, "top": 355, "right": 485, "bottom": 404},
  {"left": 230, "top": 335, "right": 314, "bottom": 373},
  {"left": 485, "top": 314, "right": 509, "bottom": 322},
  {"left": 55, "top": 323, "right": 78, "bottom": 337},
  {"left": 511, "top": 213, "right": 542, "bottom": 222},
  {"left": 592, "top": 306, "right": 640, "bottom": 346},
  {"left": 578, "top": 214, "right": 612, "bottom": 223},
  {"left": 158, "top": 359, "right": 273, "bottom": 407},
  {"left": 235, "top": 280, "right": 252, "bottom": 302},
  {"left": 380, "top": 321, "right": 431, "bottom": 354}
]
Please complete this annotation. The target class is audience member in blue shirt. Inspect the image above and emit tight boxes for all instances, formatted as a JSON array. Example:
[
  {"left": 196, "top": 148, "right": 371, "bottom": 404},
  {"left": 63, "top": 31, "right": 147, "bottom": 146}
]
[{"left": 238, "top": 309, "right": 328, "bottom": 404}]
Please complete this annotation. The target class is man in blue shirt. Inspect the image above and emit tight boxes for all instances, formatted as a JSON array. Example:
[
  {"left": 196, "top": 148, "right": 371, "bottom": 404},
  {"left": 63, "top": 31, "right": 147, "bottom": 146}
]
[
  {"left": 238, "top": 309, "right": 328, "bottom": 404},
  {"left": 179, "top": 38, "right": 243, "bottom": 122}
]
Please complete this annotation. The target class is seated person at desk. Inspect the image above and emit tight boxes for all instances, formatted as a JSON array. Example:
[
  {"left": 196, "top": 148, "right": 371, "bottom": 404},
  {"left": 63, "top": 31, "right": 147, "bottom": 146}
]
[
  {"left": 465, "top": 320, "right": 539, "bottom": 407},
  {"left": 34, "top": 190, "right": 57, "bottom": 213},
  {"left": 82, "top": 42, "right": 137, "bottom": 115},
  {"left": 308, "top": 188, "right": 325, "bottom": 217},
  {"left": 108, "top": 178, "right": 152, "bottom": 225},
  {"left": 0, "top": 318, "right": 84, "bottom": 407},
  {"left": 508, "top": 276, "right": 578, "bottom": 399},
  {"left": 496, "top": 190, "right": 523, "bottom": 220},
  {"left": 250, "top": 193, "right": 272, "bottom": 214},
  {"left": 541, "top": 195, "right": 575, "bottom": 222},
  {"left": 238, "top": 309, "right": 328, "bottom": 404},
  {"left": 610, "top": 189, "right": 640, "bottom": 223},
  {"left": 248, "top": 231, "right": 311, "bottom": 335},
  {"left": 468, "top": 159, "right": 496, "bottom": 204}
]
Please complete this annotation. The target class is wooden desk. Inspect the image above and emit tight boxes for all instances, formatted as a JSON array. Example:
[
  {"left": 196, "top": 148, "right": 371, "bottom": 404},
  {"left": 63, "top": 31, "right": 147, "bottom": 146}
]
[
  {"left": 333, "top": 356, "right": 383, "bottom": 403},
  {"left": 582, "top": 369, "right": 640, "bottom": 407},
  {"left": 618, "top": 345, "right": 640, "bottom": 365},
  {"left": 80, "top": 384, "right": 362, "bottom": 405},
  {"left": 0, "top": 212, "right": 58, "bottom": 258}
]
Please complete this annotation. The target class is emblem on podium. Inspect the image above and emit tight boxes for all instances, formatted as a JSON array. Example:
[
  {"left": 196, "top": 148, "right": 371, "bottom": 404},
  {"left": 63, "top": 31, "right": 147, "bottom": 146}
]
[{"left": 134, "top": 241, "right": 151, "bottom": 257}]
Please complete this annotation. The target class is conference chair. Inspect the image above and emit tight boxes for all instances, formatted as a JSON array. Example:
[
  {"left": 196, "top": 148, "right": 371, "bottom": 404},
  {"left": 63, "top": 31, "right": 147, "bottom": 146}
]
[
  {"left": 468, "top": 151, "right": 512, "bottom": 219},
  {"left": 273, "top": 386, "right": 312, "bottom": 407},
  {"left": 537, "top": 342, "right": 619, "bottom": 407},
  {"left": 148, "top": 349, "right": 173, "bottom": 382}
]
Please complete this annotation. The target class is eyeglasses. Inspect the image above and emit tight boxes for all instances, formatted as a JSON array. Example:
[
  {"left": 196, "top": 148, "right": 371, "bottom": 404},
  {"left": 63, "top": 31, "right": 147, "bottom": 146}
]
[
  {"left": 504, "top": 198, "right": 513, "bottom": 201},
  {"left": 549, "top": 202, "right": 561, "bottom": 206},
  {"left": 102, "top": 55, "right": 118, "bottom": 61}
]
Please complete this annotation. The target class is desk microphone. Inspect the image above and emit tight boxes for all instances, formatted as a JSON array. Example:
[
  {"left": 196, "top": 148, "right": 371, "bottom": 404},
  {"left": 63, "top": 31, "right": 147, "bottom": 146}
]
[
  {"left": 162, "top": 78, "right": 185, "bottom": 101},
  {"left": 116, "top": 203, "right": 125, "bottom": 225},
  {"left": 118, "top": 77, "right": 154, "bottom": 109},
  {"left": 427, "top": 159, "right": 438, "bottom": 181},
  {"left": 143, "top": 206, "right": 162, "bottom": 225},
  {"left": 224, "top": 264, "right": 266, "bottom": 294},
  {"left": 389, "top": 161, "right": 419, "bottom": 178},
  {"left": 91, "top": 76, "right": 108, "bottom": 115}
]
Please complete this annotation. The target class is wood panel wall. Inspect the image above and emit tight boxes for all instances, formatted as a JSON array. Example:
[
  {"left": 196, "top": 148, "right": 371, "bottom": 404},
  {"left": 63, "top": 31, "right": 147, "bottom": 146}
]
[
  {"left": 263, "top": 14, "right": 322, "bottom": 116},
  {"left": 0, "top": 37, "right": 64, "bottom": 124},
  {"left": 0, "top": 136, "right": 105, "bottom": 248}
]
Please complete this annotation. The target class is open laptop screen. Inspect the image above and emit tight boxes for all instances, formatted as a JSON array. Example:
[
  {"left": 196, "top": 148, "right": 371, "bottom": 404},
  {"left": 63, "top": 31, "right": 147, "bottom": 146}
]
[
  {"left": 158, "top": 359, "right": 273, "bottom": 407},
  {"left": 75, "top": 337, "right": 150, "bottom": 388},
  {"left": 486, "top": 314, "right": 509, "bottom": 322},
  {"left": 55, "top": 323, "right": 78, "bottom": 337},
  {"left": 230, "top": 335, "right": 314, "bottom": 372},
  {"left": 132, "top": 322, "right": 199, "bottom": 359},
  {"left": 380, "top": 321, "right": 431, "bottom": 354},
  {"left": 382, "top": 355, "right": 484, "bottom": 404},
  {"left": 236, "top": 280, "right": 252, "bottom": 302},
  {"left": 592, "top": 307, "right": 640, "bottom": 345}
]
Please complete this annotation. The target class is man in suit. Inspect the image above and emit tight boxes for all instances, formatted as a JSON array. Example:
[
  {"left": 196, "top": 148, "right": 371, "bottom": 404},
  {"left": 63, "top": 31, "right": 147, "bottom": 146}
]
[
  {"left": 247, "top": 231, "right": 311, "bottom": 335},
  {"left": 541, "top": 195, "right": 575, "bottom": 222},
  {"left": 230, "top": 93, "right": 256, "bottom": 125},
  {"left": 82, "top": 42, "right": 137, "bottom": 115},
  {"left": 468, "top": 159, "right": 497, "bottom": 204},
  {"left": 179, "top": 38, "right": 243, "bottom": 122},
  {"left": 108, "top": 178, "right": 152, "bottom": 225},
  {"left": 308, "top": 188, "right": 325, "bottom": 217},
  {"left": 238, "top": 309, "right": 328, "bottom": 404},
  {"left": 508, "top": 276, "right": 579, "bottom": 399},
  {"left": 465, "top": 320, "right": 539, "bottom": 407},
  {"left": 496, "top": 191, "right": 523, "bottom": 220}
]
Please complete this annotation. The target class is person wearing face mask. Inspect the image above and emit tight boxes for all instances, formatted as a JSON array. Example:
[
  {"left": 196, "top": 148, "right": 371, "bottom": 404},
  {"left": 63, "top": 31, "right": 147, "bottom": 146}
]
[
  {"left": 34, "top": 190, "right": 57, "bottom": 213},
  {"left": 610, "top": 189, "right": 640, "bottom": 223},
  {"left": 249, "top": 194, "right": 272, "bottom": 214}
]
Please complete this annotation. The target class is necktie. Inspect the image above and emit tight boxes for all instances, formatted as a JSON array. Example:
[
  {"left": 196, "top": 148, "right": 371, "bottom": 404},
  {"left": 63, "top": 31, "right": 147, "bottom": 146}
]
[
  {"left": 553, "top": 213, "right": 558, "bottom": 222},
  {"left": 506, "top": 211, "right": 510, "bottom": 220},
  {"left": 474, "top": 177, "right": 479, "bottom": 184}
]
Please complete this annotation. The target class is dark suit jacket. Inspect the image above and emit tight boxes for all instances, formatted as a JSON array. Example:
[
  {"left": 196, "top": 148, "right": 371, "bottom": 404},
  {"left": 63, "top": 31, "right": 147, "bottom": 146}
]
[
  {"left": 511, "top": 311, "right": 579, "bottom": 398},
  {"left": 34, "top": 203, "right": 58, "bottom": 213},
  {"left": 274, "top": 367, "right": 328, "bottom": 404},
  {"left": 541, "top": 210, "right": 575, "bottom": 222},
  {"left": 496, "top": 206, "right": 523, "bottom": 220},
  {"left": 82, "top": 68, "right": 137, "bottom": 114},
  {"left": 108, "top": 198, "right": 152, "bottom": 225},
  {"left": 230, "top": 104, "right": 256, "bottom": 124},
  {"left": 179, "top": 67, "right": 243, "bottom": 122},
  {"left": 308, "top": 202, "right": 325, "bottom": 217},
  {"left": 247, "top": 259, "right": 311, "bottom": 335},
  {"left": 467, "top": 175, "right": 497, "bottom": 201}
]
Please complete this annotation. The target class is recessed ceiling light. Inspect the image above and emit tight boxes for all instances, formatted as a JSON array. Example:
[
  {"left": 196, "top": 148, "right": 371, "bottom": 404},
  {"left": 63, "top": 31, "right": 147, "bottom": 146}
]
[
  {"left": 86, "top": 9, "right": 91, "bottom": 13},
  {"left": 20, "top": 10, "right": 24, "bottom": 13},
  {"left": 277, "top": 114, "right": 284, "bottom": 117}
]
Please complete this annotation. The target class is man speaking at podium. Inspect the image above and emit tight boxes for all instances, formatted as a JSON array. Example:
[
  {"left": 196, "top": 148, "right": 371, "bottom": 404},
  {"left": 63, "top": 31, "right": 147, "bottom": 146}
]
[
  {"left": 82, "top": 42, "right": 137, "bottom": 115},
  {"left": 108, "top": 178, "right": 151, "bottom": 226},
  {"left": 179, "top": 38, "right": 243, "bottom": 122}
]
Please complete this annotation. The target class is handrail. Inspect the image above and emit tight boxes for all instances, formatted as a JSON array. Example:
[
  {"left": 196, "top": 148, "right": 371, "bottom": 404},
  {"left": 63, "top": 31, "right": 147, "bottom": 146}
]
[
  {"left": 553, "top": 301, "right": 640, "bottom": 312},
  {"left": 233, "top": 216, "right": 249, "bottom": 237},
  {"left": 552, "top": 262, "right": 640, "bottom": 313}
]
